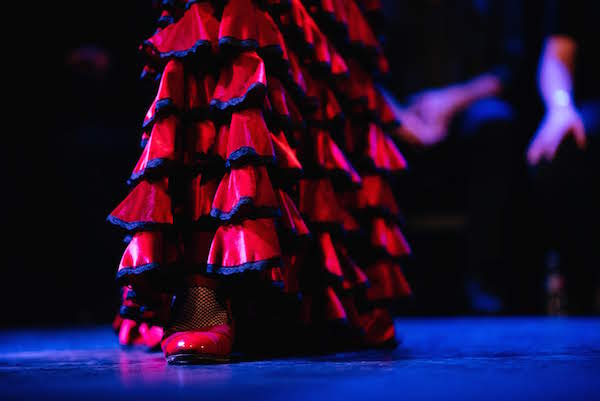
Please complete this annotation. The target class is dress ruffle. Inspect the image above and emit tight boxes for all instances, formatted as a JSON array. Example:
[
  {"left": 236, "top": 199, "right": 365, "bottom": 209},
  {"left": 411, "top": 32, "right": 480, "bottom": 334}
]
[
  {"left": 266, "top": 76, "right": 298, "bottom": 126},
  {"left": 277, "top": 189, "right": 310, "bottom": 237},
  {"left": 216, "top": 109, "right": 275, "bottom": 167},
  {"left": 117, "top": 231, "right": 179, "bottom": 283},
  {"left": 303, "top": 71, "right": 344, "bottom": 125},
  {"left": 219, "top": 0, "right": 289, "bottom": 66},
  {"left": 317, "top": 232, "right": 344, "bottom": 279},
  {"left": 187, "top": 175, "right": 218, "bottom": 222},
  {"left": 314, "top": 129, "right": 361, "bottom": 185},
  {"left": 365, "top": 260, "right": 411, "bottom": 301},
  {"left": 306, "top": 0, "right": 389, "bottom": 74},
  {"left": 187, "top": 120, "right": 217, "bottom": 162},
  {"left": 142, "top": 60, "right": 185, "bottom": 130},
  {"left": 210, "top": 52, "right": 267, "bottom": 111},
  {"left": 280, "top": 0, "right": 348, "bottom": 76},
  {"left": 186, "top": 71, "right": 216, "bottom": 116},
  {"left": 298, "top": 179, "right": 358, "bottom": 231},
  {"left": 336, "top": 243, "right": 369, "bottom": 291},
  {"left": 130, "top": 116, "right": 180, "bottom": 185},
  {"left": 110, "top": 0, "right": 412, "bottom": 350},
  {"left": 108, "top": 179, "right": 173, "bottom": 231},
  {"left": 141, "top": 2, "right": 219, "bottom": 62},
  {"left": 350, "top": 175, "right": 399, "bottom": 218},
  {"left": 370, "top": 217, "right": 411, "bottom": 258},
  {"left": 271, "top": 130, "right": 302, "bottom": 172},
  {"left": 365, "top": 122, "right": 407, "bottom": 173},
  {"left": 207, "top": 217, "right": 282, "bottom": 274},
  {"left": 211, "top": 165, "right": 280, "bottom": 221}
]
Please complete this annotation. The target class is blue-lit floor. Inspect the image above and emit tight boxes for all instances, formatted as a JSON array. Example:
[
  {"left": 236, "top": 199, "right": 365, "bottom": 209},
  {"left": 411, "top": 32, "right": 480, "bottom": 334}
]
[{"left": 1, "top": 318, "right": 599, "bottom": 401}]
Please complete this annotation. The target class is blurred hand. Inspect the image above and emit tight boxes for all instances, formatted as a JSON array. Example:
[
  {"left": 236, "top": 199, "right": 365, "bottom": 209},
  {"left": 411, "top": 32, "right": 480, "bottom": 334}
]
[
  {"left": 402, "top": 75, "right": 502, "bottom": 147},
  {"left": 527, "top": 105, "right": 586, "bottom": 165},
  {"left": 396, "top": 87, "right": 468, "bottom": 146},
  {"left": 411, "top": 87, "right": 466, "bottom": 129},
  {"left": 394, "top": 107, "right": 447, "bottom": 147}
]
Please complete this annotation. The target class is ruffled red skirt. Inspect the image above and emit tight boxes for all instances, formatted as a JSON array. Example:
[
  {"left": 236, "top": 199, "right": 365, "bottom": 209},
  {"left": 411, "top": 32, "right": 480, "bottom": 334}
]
[{"left": 110, "top": 0, "right": 412, "bottom": 352}]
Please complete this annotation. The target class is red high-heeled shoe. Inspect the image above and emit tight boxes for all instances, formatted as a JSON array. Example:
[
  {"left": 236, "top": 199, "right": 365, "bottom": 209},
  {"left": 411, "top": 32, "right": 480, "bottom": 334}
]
[{"left": 161, "top": 324, "right": 234, "bottom": 364}]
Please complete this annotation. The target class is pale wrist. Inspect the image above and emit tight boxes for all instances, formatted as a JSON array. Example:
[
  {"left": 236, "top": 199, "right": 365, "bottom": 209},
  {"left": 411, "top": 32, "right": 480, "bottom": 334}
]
[{"left": 546, "top": 89, "right": 574, "bottom": 110}]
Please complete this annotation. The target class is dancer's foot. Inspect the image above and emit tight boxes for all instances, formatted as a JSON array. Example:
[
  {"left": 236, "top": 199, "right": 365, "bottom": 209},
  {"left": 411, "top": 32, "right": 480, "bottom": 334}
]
[
  {"left": 161, "top": 324, "right": 233, "bottom": 364},
  {"left": 161, "top": 284, "right": 233, "bottom": 364}
]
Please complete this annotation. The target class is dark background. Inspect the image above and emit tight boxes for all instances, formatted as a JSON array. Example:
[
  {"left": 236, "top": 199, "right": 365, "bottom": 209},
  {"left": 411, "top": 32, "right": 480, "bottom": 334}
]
[{"left": 5, "top": 0, "right": 596, "bottom": 327}]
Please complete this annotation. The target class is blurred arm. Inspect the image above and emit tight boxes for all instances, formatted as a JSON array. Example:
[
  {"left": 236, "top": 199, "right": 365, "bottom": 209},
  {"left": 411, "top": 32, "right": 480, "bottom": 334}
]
[
  {"left": 527, "top": 36, "right": 586, "bottom": 165},
  {"left": 539, "top": 36, "right": 576, "bottom": 110}
]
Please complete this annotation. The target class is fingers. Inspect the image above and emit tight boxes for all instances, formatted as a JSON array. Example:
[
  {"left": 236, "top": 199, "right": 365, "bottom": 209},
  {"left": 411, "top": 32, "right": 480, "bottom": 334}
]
[
  {"left": 527, "top": 127, "right": 558, "bottom": 165},
  {"left": 572, "top": 118, "right": 587, "bottom": 149},
  {"left": 527, "top": 135, "right": 544, "bottom": 165},
  {"left": 546, "top": 131, "right": 564, "bottom": 161},
  {"left": 527, "top": 117, "right": 587, "bottom": 165}
]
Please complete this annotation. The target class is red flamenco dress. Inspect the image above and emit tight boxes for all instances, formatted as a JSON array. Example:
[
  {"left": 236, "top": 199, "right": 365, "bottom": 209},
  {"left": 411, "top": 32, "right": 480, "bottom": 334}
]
[{"left": 109, "top": 0, "right": 412, "bottom": 362}]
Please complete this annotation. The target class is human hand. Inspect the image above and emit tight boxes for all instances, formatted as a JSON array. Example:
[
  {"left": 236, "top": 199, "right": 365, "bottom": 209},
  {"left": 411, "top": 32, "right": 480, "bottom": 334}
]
[
  {"left": 394, "top": 107, "right": 448, "bottom": 147},
  {"left": 527, "top": 105, "right": 586, "bottom": 165},
  {"left": 409, "top": 87, "right": 465, "bottom": 128}
]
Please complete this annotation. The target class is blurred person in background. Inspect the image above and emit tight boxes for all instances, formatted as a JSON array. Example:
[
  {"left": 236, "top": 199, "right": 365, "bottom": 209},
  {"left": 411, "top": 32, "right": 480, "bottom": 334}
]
[
  {"left": 383, "top": 0, "right": 599, "bottom": 315},
  {"left": 528, "top": 0, "right": 599, "bottom": 315},
  {"left": 381, "top": 0, "right": 534, "bottom": 314}
]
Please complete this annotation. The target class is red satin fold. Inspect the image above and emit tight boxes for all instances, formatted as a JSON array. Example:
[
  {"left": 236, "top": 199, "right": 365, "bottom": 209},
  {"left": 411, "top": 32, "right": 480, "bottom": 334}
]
[
  {"left": 336, "top": 243, "right": 369, "bottom": 291},
  {"left": 215, "top": 109, "right": 274, "bottom": 163},
  {"left": 323, "top": 286, "right": 347, "bottom": 321},
  {"left": 186, "top": 71, "right": 216, "bottom": 111},
  {"left": 319, "top": 0, "right": 349, "bottom": 27},
  {"left": 118, "top": 231, "right": 179, "bottom": 273},
  {"left": 271, "top": 130, "right": 302, "bottom": 171},
  {"left": 342, "top": 59, "right": 377, "bottom": 110},
  {"left": 299, "top": 179, "right": 360, "bottom": 231},
  {"left": 219, "top": 0, "right": 289, "bottom": 62},
  {"left": 318, "top": 232, "right": 344, "bottom": 278},
  {"left": 186, "top": 120, "right": 217, "bottom": 162},
  {"left": 207, "top": 218, "right": 282, "bottom": 272},
  {"left": 187, "top": 175, "right": 218, "bottom": 221},
  {"left": 351, "top": 175, "right": 399, "bottom": 215},
  {"left": 143, "top": 60, "right": 185, "bottom": 127},
  {"left": 143, "top": 2, "right": 219, "bottom": 60},
  {"left": 287, "top": 52, "right": 308, "bottom": 95},
  {"left": 371, "top": 218, "right": 411, "bottom": 257},
  {"left": 305, "top": 75, "right": 343, "bottom": 122},
  {"left": 110, "top": 178, "right": 173, "bottom": 227},
  {"left": 276, "top": 190, "right": 309, "bottom": 237},
  {"left": 356, "top": 307, "right": 396, "bottom": 345},
  {"left": 211, "top": 51, "right": 266, "bottom": 108},
  {"left": 212, "top": 166, "right": 278, "bottom": 217},
  {"left": 314, "top": 129, "right": 360, "bottom": 185},
  {"left": 267, "top": 76, "right": 293, "bottom": 119},
  {"left": 366, "top": 260, "right": 412, "bottom": 301},
  {"left": 366, "top": 123, "right": 407, "bottom": 172},
  {"left": 282, "top": 0, "right": 347, "bottom": 75},
  {"left": 132, "top": 116, "right": 180, "bottom": 178},
  {"left": 345, "top": 0, "right": 379, "bottom": 49}
]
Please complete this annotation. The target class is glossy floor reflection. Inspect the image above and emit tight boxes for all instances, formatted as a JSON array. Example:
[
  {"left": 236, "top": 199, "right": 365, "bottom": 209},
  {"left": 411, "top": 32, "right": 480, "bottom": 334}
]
[{"left": 1, "top": 318, "right": 599, "bottom": 401}]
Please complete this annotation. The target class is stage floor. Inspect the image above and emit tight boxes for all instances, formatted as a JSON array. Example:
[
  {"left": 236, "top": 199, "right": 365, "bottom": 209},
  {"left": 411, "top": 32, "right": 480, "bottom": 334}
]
[{"left": 1, "top": 318, "right": 599, "bottom": 401}]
